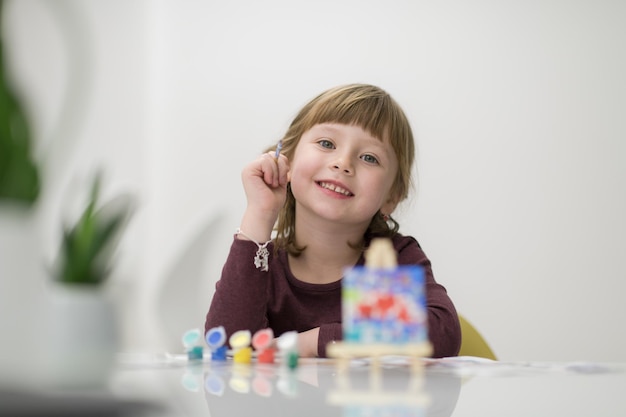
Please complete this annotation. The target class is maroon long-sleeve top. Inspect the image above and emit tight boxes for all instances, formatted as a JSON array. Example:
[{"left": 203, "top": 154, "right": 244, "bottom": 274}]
[{"left": 205, "top": 233, "right": 461, "bottom": 358}]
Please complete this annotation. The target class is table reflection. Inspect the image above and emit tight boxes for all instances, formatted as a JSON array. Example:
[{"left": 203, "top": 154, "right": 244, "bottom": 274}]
[
  {"left": 187, "top": 359, "right": 461, "bottom": 417},
  {"left": 9, "top": 355, "right": 622, "bottom": 416}
]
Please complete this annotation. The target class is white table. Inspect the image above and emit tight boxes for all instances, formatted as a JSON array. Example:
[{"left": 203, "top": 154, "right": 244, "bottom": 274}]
[{"left": 3, "top": 355, "right": 625, "bottom": 416}]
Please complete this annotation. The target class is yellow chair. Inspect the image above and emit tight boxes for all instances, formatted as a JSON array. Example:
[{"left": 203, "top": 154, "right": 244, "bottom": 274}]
[{"left": 458, "top": 315, "right": 497, "bottom": 360}]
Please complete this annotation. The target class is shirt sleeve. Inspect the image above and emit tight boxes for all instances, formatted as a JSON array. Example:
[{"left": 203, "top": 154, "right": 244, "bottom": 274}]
[
  {"left": 317, "top": 322, "right": 342, "bottom": 358},
  {"left": 395, "top": 236, "right": 462, "bottom": 358},
  {"left": 204, "top": 237, "right": 272, "bottom": 345}
]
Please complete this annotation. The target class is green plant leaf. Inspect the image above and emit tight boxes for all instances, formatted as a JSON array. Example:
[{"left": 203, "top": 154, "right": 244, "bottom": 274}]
[
  {"left": 0, "top": 11, "right": 41, "bottom": 205},
  {"left": 55, "top": 175, "right": 135, "bottom": 285}
]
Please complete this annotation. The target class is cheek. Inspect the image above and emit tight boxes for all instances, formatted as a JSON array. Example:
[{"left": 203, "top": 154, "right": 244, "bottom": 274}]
[
  {"left": 286, "top": 164, "right": 305, "bottom": 196},
  {"left": 289, "top": 155, "right": 315, "bottom": 183},
  {"left": 371, "top": 174, "right": 398, "bottom": 206}
]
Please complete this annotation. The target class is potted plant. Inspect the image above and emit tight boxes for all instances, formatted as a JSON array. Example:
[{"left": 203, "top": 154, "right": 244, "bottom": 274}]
[
  {"left": 46, "top": 173, "right": 134, "bottom": 389},
  {"left": 0, "top": 0, "right": 40, "bottom": 205},
  {"left": 54, "top": 174, "right": 133, "bottom": 286},
  {"left": 0, "top": 0, "right": 43, "bottom": 384}
]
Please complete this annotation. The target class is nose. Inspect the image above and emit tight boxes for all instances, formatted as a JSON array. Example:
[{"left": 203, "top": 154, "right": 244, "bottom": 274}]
[{"left": 332, "top": 156, "right": 353, "bottom": 175}]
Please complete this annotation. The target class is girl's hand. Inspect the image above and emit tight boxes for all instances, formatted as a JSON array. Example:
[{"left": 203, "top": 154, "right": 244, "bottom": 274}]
[
  {"left": 239, "top": 152, "right": 290, "bottom": 240},
  {"left": 297, "top": 327, "right": 320, "bottom": 358}
]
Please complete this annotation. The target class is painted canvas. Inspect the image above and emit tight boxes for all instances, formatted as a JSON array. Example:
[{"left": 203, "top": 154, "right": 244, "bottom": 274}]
[{"left": 342, "top": 265, "right": 427, "bottom": 344}]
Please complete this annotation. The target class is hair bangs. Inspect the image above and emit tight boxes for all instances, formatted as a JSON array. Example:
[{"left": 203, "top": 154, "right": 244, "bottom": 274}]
[{"left": 302, "top": 86, "right": 396, "bottom": 142}]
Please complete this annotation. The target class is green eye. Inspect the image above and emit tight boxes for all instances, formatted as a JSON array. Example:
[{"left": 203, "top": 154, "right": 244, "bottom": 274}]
[
  {"left": 318, "top": 139, "right": 334, "bottom": 149},
  {"left": 361, "top": 154, "right": 379, "bottom": 164}
]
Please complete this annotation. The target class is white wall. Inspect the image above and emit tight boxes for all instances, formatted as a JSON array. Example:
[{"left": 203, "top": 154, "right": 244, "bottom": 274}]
[{"left": 2, "top": 0, "right": 625, "bottom": 363}]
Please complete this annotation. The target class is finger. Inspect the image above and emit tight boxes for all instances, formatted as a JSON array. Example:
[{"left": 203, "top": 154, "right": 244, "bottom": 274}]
[
  {"left": 276, "top": 154, "right": 290, "bottom": 186},
  {"left": 261, "top": 152, "right": 280, "bottom": 187}
]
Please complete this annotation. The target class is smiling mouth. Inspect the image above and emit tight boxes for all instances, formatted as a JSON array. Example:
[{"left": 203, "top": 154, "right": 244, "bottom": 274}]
[{"left": 317, "top": 181, "right": 354, "bottom": 196}]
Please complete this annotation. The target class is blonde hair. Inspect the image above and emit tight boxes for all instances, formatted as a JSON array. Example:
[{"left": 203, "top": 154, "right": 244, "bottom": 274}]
[{"left": 268, "top": 84, "right": 415, "bottom": 256}]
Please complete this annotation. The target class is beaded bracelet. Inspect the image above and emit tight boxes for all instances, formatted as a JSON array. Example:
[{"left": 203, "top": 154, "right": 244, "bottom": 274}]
[{"left": 235, "top": 228, "right": 271, "bottom": 272}]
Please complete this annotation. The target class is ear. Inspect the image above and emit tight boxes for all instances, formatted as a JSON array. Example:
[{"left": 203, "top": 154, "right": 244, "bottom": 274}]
[{"left": 380, "top": 195, "right": 400, "bottom": 217}]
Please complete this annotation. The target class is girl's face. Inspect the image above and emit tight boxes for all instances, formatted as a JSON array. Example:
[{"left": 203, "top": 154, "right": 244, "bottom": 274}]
[{"left": 289, "top": 123, "right": 399, "bottom": 229}]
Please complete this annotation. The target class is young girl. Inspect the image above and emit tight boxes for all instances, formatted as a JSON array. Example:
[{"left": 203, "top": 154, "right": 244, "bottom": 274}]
[{"left": 205, "top": 84, "right": 461, "bottom": 358}]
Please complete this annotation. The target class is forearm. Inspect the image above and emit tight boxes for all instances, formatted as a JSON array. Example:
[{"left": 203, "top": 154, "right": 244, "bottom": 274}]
[
  {"left": 297, "top": 323, "right": 342, "bottom": 358},
  {"left": 395, "top": 236, "right": 461, "bottom": 357},
  {"left": 238, "top": 206, "right": 278, "bottom": 243},
  {"left": 426, "top": 284, "right": 461, "bottom": 357},
  {"left": 205, "top": 238, "right": 272, "bottom": 341},
  {"left": 317, "top": 322, "right": 343, "bottom": 358}
]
